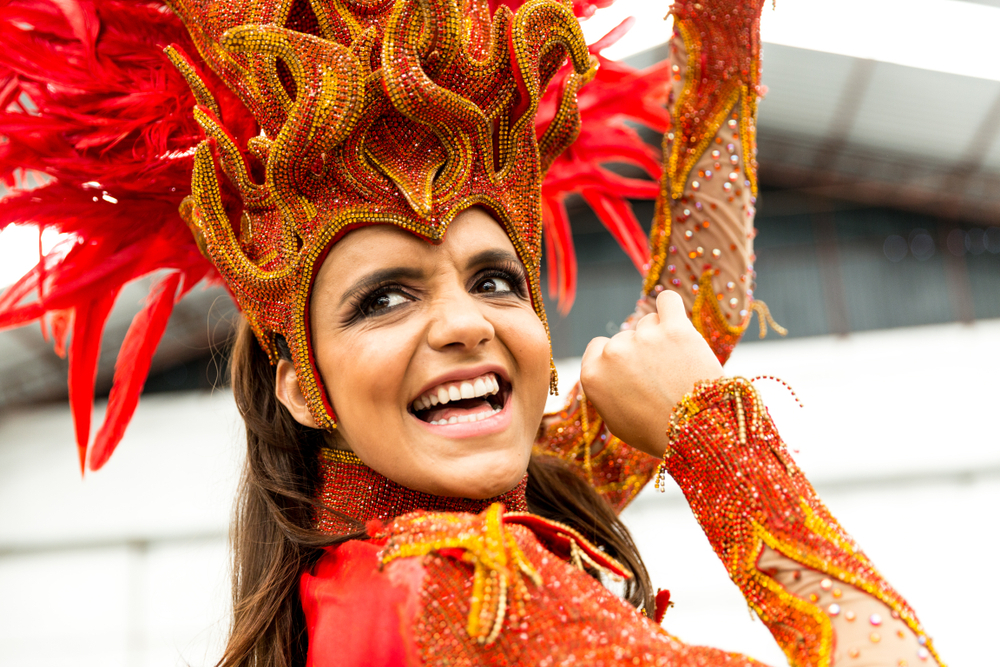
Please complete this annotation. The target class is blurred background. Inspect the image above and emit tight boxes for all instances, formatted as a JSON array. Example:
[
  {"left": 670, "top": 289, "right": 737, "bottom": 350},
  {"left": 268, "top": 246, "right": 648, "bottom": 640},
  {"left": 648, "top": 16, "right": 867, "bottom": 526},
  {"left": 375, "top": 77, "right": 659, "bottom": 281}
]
[{"left": 2, "top": 0, "right": 998, "bottom": 665}]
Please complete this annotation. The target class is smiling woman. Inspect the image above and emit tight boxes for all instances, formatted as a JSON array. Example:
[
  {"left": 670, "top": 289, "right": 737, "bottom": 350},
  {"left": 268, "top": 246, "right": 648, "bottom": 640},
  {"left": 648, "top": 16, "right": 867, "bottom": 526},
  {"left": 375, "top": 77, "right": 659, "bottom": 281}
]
[
  {"left": 223, "top": 205, "right": 675, "bottom": 664},
  {"left": 277, "top": 209, "right": 552, "bottom": 499}
]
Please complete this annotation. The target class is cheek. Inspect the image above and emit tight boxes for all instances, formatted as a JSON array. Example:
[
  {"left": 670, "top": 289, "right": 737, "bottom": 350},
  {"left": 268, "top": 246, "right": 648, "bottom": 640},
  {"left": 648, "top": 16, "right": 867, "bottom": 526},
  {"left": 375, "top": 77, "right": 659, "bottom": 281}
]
[
  {"left": 503, "top": 310, "right": 552, "bottom": 407},
  {"left": 314, "top": 327, "right": 415, "bottom": 423}
]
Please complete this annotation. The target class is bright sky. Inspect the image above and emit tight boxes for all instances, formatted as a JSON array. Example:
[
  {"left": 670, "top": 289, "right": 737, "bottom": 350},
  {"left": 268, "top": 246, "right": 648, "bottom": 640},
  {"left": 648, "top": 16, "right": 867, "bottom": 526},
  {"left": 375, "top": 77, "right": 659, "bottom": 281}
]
[
  {"left": 0, "top": 224, "right": 72, "bottom": 290},
  {"left": 582, "top": 0, "right": 1000, "bottom": 82}
]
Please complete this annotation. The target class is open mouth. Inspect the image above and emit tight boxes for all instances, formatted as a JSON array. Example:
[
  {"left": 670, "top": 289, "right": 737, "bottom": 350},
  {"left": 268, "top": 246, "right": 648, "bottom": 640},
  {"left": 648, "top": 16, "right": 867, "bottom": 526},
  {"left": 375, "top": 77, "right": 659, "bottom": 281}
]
[{"left": 409, "top": 372, "right": 510, "bottom": 425}]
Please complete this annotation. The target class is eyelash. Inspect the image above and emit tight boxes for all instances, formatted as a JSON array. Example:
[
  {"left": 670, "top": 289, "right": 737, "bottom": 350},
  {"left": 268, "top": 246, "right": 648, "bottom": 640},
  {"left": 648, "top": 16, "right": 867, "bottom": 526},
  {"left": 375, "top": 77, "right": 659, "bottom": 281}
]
[
  {"left": 476, "top": 261, "right": 528, "bottom": 298},
  {"left": 349, "top": 261, "right": 528, "bottom": 322}
]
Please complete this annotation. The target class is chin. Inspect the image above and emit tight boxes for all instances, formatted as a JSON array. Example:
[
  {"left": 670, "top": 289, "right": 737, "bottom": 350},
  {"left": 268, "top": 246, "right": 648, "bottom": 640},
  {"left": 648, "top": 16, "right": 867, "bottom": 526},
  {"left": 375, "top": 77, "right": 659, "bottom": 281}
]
[{"left": 430, "top": 448, "right": 530, "bottom": 500}]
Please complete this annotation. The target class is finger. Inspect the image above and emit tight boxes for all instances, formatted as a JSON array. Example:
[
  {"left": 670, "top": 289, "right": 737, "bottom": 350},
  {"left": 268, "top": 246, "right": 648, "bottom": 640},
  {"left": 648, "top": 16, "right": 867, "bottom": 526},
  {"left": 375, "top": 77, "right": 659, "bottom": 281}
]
[
  {"left": 580, "top": 336, "right": 611, "bottom": 391},
  {"left": 655, "top": 289, "right": 687, "bottom": 324},
  {"left": 636, "top": 296, "right": 657, "bottom": 317}
]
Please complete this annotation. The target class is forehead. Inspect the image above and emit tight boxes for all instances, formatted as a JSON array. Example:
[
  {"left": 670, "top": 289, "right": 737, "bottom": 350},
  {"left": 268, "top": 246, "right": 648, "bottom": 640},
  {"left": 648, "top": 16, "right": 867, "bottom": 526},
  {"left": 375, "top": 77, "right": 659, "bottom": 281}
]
[{"left": 318, "top": 209, "right": 516, "bottom": 284}]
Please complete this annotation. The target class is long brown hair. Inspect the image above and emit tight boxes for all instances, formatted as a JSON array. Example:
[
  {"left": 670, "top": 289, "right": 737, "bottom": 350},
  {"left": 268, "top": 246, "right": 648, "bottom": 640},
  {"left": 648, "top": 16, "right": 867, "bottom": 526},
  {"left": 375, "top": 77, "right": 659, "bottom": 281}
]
[{"left": 218, "top": 318, "right": 653, "bottom": 667}]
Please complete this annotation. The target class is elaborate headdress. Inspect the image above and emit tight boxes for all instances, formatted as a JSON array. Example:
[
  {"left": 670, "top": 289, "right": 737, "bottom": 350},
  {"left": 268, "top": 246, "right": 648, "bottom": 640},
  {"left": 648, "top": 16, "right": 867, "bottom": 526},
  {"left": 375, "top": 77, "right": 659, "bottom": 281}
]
[
  {"left": 168, "top": 0, "right": 603, "bottom": 431},
  {"left": 0, "top": 0, "right": 674, "bottom": 470}
]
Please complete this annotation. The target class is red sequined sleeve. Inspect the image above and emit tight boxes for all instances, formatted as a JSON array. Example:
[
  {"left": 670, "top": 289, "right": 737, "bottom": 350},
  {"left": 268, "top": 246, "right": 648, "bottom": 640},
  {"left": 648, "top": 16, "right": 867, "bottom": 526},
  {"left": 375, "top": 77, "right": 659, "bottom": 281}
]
[
  {"left": 534, "top": 383, "right": 660, "bottom": 513},
  {"left": 657, "top": 378, "right": 945, "bottom": 667},
  {"left": 529, "top": 0, "right": 776, "bottom": 511}
]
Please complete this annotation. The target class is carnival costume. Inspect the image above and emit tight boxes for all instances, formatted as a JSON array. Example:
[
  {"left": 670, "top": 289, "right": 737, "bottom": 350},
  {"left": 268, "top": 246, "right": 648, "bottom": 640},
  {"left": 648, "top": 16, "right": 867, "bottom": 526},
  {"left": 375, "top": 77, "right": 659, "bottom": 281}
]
[{"left": 0, "top": 1, "right": 944, "bottom": 665}]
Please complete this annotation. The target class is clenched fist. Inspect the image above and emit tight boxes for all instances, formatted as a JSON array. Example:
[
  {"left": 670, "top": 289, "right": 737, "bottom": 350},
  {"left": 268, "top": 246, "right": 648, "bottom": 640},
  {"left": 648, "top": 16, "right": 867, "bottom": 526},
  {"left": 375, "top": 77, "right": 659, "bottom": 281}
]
[{"left": 580, "top": 290, "right": 724, "bottom": 458}]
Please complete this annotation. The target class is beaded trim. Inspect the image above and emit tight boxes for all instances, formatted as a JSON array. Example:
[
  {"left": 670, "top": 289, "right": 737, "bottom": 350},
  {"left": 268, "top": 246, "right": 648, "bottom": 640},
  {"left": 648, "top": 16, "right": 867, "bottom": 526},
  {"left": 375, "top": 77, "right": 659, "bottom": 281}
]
[
  {"left": 379, "top": 503, "right": 541, "bottom": 645},
  {"left": 664, "top": 3, "right": 762, "bottom": 201},
  {"left": 377, "top": 502, "right": 631, "bottom": 646},
  {"left": 313, "top": 447, "right": 528, "bottom": 535}
]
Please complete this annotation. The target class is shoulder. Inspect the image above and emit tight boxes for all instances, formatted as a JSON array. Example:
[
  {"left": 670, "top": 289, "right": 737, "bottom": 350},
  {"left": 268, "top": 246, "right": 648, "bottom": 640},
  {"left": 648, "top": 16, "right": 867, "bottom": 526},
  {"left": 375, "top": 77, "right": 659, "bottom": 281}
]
[
  {"left": 300, "top": 505, "right": 626, "bottom": 665},
  {"left": 300, "top": 539, "right": 424, "bottom": 667}
]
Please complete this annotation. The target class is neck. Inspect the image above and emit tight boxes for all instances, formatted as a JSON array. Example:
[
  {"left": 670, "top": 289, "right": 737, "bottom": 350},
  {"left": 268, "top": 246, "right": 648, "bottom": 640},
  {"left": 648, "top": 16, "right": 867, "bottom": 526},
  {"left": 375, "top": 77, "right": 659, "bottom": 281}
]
[{"left": 314, "top": 448, "right": 528, "bottom": 534}]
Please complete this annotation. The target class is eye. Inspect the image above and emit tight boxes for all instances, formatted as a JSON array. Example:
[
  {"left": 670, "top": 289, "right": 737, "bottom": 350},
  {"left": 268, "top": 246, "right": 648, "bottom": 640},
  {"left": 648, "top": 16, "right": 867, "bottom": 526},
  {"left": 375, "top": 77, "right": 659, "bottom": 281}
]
[
  {"left": 363, "top": 289, "right": 410, "bottom": 315},
  {"left": 477, "top": 276, "right": 513, "bottom": 294}
]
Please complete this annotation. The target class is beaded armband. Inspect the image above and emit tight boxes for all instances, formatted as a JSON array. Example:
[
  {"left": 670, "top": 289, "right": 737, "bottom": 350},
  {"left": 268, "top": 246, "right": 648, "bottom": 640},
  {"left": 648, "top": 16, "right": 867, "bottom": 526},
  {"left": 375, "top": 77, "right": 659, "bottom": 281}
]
[
  {"left": 653, "top": 376, "right": 763, "bottom": 490},
  {"left": 655, "top": 377, "right": 944, "bottom": 667}
]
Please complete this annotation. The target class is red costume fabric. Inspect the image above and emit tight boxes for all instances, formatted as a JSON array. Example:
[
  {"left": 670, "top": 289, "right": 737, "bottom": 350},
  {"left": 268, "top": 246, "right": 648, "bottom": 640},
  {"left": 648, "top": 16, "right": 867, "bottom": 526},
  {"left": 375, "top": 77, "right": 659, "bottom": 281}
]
[
  {"left": 302, "top": 382, "right": 943, "bottom": 666},
  {"left": 303, "top": 448, "right": 761, "bottom": 667}
]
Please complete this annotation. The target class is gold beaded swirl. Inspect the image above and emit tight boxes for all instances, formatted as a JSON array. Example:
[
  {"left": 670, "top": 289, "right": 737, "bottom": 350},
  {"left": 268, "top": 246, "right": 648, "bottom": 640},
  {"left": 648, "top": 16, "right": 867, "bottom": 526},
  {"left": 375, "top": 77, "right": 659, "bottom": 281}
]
[{"left": 165, "top": 0, "right": 593, "bottom": 426}]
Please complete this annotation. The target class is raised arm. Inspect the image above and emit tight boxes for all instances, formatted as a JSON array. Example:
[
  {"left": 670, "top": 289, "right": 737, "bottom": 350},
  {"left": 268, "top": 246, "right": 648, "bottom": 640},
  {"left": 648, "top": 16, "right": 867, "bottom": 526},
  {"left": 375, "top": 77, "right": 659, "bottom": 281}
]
[
  {"left": 534, "top": 0, "right": 774, "bottom": 510},
  {"left": 580, "top": 289, "right": 944, "bottom": 667}
]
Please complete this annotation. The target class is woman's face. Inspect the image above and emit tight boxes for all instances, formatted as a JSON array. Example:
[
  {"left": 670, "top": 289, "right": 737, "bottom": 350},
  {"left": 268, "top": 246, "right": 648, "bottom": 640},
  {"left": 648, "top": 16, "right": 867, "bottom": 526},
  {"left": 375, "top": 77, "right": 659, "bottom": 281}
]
[{"left": 293, "top": 207, "right": 551, "bottom": 498}]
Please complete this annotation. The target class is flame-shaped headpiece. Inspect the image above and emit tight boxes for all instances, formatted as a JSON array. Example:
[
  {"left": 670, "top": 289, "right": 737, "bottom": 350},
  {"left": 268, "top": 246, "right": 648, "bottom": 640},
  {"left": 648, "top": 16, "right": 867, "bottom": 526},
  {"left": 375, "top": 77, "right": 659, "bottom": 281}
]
[{"left": 166, "top": 0, "right": 594, "bottom": 427}]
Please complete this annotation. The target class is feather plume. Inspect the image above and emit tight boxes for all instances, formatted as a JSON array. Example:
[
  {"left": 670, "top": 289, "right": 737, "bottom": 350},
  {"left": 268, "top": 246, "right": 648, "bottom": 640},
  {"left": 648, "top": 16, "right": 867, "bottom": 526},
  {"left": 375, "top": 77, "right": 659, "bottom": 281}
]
[
  {"left": 68, "top": 289, "right": 120, "bottom": 474},
  {"left": 536, "top": 17, "right": 672, "bottom": 311},
  {"left": 0, "top": 0, "right": 256, "bottom": 471}
]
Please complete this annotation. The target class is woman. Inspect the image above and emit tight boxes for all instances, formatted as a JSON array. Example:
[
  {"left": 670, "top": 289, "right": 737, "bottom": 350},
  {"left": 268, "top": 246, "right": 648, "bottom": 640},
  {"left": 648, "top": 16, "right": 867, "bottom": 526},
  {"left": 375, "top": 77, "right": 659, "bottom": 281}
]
[{"left": 0, "top": 0, "right": 944, "bottom": 665}]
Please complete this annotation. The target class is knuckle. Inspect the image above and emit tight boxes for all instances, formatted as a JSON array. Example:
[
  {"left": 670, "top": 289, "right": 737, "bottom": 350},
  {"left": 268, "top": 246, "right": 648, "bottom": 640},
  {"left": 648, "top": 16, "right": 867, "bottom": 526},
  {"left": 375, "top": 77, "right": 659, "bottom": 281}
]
[{"left": 604, "top": 339, "right": 628, "bottom": 360}]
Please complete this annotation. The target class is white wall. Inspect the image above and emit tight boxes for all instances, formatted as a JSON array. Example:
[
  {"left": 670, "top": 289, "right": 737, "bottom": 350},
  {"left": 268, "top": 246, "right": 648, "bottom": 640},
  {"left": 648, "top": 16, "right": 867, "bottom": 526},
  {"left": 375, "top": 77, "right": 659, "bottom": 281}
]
[
  {"left": 2, "top": 320, "right": 997, "bottom": 666},
  {"left": 0, "top": 392, "right": 241, "bottom": 667}
]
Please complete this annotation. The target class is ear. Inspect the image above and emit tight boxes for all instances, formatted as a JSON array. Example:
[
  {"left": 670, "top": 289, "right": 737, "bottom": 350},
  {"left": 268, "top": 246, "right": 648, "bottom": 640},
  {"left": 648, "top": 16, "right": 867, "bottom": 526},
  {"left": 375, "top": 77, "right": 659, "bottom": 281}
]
[{"left": 275, "top": 359, "right": 320, "bottom": 428}]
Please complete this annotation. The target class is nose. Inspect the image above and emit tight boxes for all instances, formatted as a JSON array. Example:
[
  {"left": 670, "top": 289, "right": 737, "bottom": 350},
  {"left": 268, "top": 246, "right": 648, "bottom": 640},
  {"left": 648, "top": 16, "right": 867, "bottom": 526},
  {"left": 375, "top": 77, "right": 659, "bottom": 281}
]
[{"left": 426, "top": 287, "right": 495, "bottom": 352}]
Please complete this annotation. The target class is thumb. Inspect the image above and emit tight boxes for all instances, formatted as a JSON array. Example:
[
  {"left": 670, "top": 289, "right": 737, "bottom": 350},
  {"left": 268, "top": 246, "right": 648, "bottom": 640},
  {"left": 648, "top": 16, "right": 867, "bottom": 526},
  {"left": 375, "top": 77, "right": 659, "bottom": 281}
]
[{"left": 655, "top": 289, "right": 687, "bottom": 324}]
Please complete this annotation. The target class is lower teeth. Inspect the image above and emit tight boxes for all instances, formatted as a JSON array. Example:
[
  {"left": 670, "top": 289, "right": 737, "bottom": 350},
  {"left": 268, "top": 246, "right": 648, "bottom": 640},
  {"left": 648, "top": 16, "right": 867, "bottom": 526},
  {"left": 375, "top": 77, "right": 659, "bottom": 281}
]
[{"left": 429, "top": 406, "right": 501, "bottom": 426}]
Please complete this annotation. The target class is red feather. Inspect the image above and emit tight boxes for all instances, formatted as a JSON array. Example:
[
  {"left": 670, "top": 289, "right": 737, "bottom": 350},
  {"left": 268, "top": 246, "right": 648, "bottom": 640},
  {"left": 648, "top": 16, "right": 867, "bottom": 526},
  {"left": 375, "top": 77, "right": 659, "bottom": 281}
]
[
  {"left": 536, "top": 19, "right": 672, "bottom": 310},
  {"left": 89, "top": 272, "right": 181, "bottom": 471},
  {"left": 0, "top": 0, "right": 256, "bottom": 470},
  {"left": 580, "top": 189, "right": 648, "bottom": 273},
  {"left": 67, "top": 288, "right": 120, "bottom": 474},
  {"left": 541, "top": 197, "right": 576, "bottom": 313}
]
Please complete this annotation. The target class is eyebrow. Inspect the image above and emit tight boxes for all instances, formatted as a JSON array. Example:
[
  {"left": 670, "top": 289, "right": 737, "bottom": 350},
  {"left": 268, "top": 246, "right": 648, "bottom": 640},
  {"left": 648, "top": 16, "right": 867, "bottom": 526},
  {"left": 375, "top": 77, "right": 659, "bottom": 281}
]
[
  {"left": 338, "top": 266, "right": 426, "bottom": 307},
  {"left": 336, "top": 249, "right": 524, "bottom": 308},
  {"left": 465, "top": 248, "right": 523, "bottom": 271}
]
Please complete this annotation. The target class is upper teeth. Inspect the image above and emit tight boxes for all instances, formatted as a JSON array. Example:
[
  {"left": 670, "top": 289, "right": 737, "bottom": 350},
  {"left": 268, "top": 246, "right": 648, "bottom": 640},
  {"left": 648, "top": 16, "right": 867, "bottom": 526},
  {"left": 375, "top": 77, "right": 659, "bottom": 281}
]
[{"left": 411, "top": 373, "right": 500, "bottom": 412}]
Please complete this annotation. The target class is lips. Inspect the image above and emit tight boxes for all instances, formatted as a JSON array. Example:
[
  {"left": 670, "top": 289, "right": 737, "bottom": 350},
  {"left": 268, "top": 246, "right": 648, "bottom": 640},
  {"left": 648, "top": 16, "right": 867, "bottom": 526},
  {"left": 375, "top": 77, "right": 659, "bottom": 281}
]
[{"left": 409, "top": 371, "right": 509, "bottom": 425}]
